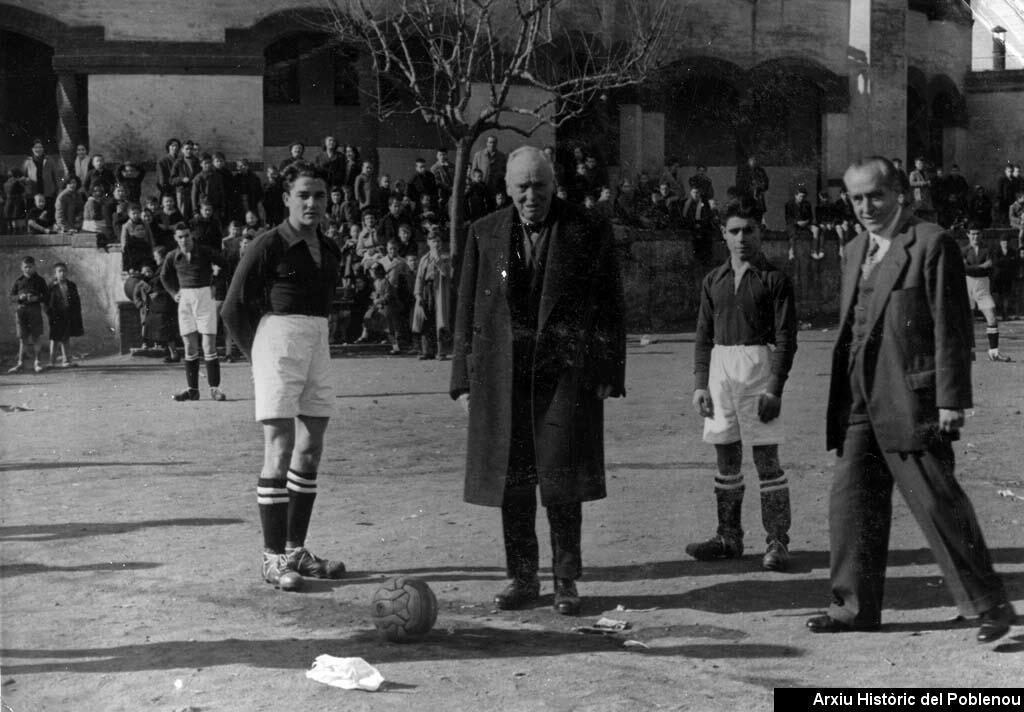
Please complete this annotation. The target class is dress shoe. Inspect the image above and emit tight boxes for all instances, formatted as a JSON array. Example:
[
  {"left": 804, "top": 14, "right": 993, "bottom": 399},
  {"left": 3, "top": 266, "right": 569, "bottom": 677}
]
[
  {"left": 553, "top": 578, "right": 582, "bottom": 616},
  {"left": 977, "top": 602, "right": 1017, "bottom": 643},
  {"left": 806, "top": 615, "right": 880, "bottom": 633},
  {"left": 493, "top": 577, "right": 540, "bottom": 610}
]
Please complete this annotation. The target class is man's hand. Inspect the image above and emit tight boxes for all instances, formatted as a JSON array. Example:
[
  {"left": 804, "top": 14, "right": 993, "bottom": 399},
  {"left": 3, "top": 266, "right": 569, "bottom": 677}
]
[
  {"left": 938, "top": 408, "right": 964, "bottom": 434},
  {"left": 757, "top": 393, "right": 781, "bottom": 422},
  {"left": 594, "top": 384, "right": 613, "bottom": 400},
  {"left": 457, "top": 393, "right": 469, "bottom": 414},
  {"left": 211, "top": 264, "right": 221, "bottom": 276},
  {"left": 173, "top": 293, "right": 181, "bottom": 303},
  {"left": 693, "top": 389, "right": 713, "bottom": 418}
]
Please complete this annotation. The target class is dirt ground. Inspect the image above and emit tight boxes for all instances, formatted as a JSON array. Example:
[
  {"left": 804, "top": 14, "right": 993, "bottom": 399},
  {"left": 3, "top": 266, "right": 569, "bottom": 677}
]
[{"left": 1, "top": 323, "right": 1022, "bottom": 712}]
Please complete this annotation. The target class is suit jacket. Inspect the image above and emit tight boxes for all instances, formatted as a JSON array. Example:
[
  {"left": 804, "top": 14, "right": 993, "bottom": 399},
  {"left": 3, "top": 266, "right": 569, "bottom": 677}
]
[
  {"left": 450, "top": 200, "right": 626, "bottom": 507},
  {"left": 825, "top": 211, "right": 973, "bottom": 454},
  {"left": 22, "top": 155, "right": 63, "bottom": 198}
]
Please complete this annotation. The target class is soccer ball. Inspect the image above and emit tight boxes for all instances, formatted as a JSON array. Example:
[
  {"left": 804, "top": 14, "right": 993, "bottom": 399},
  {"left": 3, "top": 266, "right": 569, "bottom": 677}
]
[{"left": 370, "top": 576, "right": 438, "bottom": 643}]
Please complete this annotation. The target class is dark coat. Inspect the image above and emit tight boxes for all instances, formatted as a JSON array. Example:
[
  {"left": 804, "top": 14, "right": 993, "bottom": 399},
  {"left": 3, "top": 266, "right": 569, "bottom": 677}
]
[
  {"left": 450, "top": 200, "right": 626, "bottom": 507},
  {"left": 46, "top": 279, "right": 84, "bottom": 341},
  {"left": 826, "top": 212, "right": 973, "bottom": 454}
]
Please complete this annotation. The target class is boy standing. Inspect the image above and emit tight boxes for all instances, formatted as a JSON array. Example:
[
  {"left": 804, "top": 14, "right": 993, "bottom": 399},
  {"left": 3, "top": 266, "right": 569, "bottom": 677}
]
[
  {"left": 46, "top": 262, "right": 84, "bottom": 367},
  {"left": 160, "top": 223, "right": 227, "bottom": 401},
  {"left": 690, "top": 197, "right": 798, "bottom": 571},
  {"left": 8, "top": 256, "right": 49, "bottom": 373}
]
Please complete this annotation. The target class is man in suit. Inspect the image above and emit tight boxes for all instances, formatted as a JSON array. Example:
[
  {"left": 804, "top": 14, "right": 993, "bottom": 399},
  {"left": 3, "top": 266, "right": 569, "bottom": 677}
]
[
  {"left": 450, "top": 145, "right": 626, "bottom": 616},
  {"left": 807, "top": 156, "right": 1016, "bottom": 643},
  {"left": 469, "top": 135, "right": 508, "bottom": 199}
]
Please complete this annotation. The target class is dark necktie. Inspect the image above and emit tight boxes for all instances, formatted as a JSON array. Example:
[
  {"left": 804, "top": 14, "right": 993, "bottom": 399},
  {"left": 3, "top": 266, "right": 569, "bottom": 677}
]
[
  {"left": 522, "top": 224, "right": 540, "bottom": 269},
  {"left": 861, "top": 238, "right": 880, "bottom": 279}
]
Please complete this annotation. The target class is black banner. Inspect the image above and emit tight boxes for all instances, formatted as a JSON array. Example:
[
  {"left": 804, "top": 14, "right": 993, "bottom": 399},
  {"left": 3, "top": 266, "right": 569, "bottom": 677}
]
[{"left": 775, "top": 688, "right": 1024, "bottom": 712}]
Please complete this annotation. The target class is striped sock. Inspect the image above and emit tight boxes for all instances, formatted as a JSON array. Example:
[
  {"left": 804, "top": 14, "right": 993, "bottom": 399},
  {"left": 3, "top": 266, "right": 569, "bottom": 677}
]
[
  {"left": 987, "top": 326, "right": 999, "bottom": 350},
  {"left": 713, "top": 473, "right": 744, "bottom": 543},
  {"left": 286, "top": 469, "right": 318, "bottom": 547},
  {"left": 257, "top": 475, "right": 288, "bottom": 553}
]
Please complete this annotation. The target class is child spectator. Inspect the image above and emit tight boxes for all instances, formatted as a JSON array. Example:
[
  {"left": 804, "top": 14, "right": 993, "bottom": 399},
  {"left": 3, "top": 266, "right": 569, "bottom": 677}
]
[
  {"left": 431, "top": 148, "right": 455, "bottom": 209},
  {"left": 221, "top": 220, "right": 245, "bottom": 259},
  {"left": 191, "top": 201, "right": 224, "bottom": 253},
  {"left": 784, "top": 186, "right": 815, "bottom": 261},
  {"left": 360, "top": 262, "right": 402, "bottom": 354},
  {"left": 55, "top": 176, "right": 84, "bottom": 232},
  {"left": 8, "top": 256, "right": 49, "bottom": 373},
  {"left": 104, "top": 184, "right": 130, "bottom": 249},
  {"left": 379, "top": 196, "right": 408, "bottom": 245},
  {"left": 379, "top": 238, "right": 414, "bottom": 344},
  {"left": 340, "top": 223, "right": 360, "bottom": 281},
  {"left": 121, "top": 202, "right": 155, "bottom": 273},
  {"left": 967, "top": 185, "right": 993, "bottom": 230},
  {"left": 261, "top": 165, "right": 285, "bottom": 227},
  {"left": 279, "top": 141, "right": 305, "bottom": 172},
  {"left": 46, "top": 262, "right": 84, "bottom": 367},
  {"left": 407, "top": 156, "right": 438, "bottom": 206},
  {"left": 326, "top": 185, "right": 346, "bottom": 226},
  {"left": 129, "top": 262, "right": 155, "bottom": 352},
  {"left": 81, "top": 182, "right": 107, "bottom": 241},
  {"left": 336, "top": 184, "right": 360, "bottom": 229},
  {"left": 192, "top": 154, "right": 226, "bottom": 218},
  {"left": 396, "top": 223, "right": 419, "bottom": 258},
  {"left": 354, "top": 161, "right": 379, "bottom": 212},
  {"left": 73, "top": 143, "right": 91, "bottom": 189},
  {"left": 27, "top": 193, "right": 56, "bottom": 234},
  {"left": 356, "top": 211, "right": 383, "bottom": 268},
  {"left": 4, "top": 168, "right": 28, "bottom": 234},
  {"left": 115, "top": 161, "right": 147, "bottom": 204},
  {"left": 413, "top": 228, "right": 452, "bottom": 359},
  {"left": 417, "top": 193, "right": 441, "bottom": 226},
  {"left": 613, "top": 179, "right": 639, "bottom": 225},
  {"left": 136, "top": 247, "right": 180, "bottom": 363},
  {"left": 465, "top": 168, "right": 494, "bottom": 222},
  {"left": 345, "top": 272, "right": 372, "bottom": 343},
  {"left": 153, "top": 194, "right": 184, "bottom": 250}
]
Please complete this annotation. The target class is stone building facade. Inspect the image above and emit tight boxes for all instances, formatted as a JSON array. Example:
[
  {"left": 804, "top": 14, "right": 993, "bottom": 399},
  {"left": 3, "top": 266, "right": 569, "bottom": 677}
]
[{"left": 0, "top": 0, "right": 1013, "bottom": 220}]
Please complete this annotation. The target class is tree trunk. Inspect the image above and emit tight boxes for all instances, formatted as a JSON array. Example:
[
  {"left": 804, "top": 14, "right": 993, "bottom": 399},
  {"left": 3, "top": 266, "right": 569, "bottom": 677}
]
[{"left": 449, "top": 135, "right": 473, "bottom": 261}]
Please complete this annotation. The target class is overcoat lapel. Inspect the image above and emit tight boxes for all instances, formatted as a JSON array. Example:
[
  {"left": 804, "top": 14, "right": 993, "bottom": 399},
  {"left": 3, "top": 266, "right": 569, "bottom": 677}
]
[
  {"left": 537, "top": 200, "right": 577, "bottom": 332},
  {"left": 864, "top": 217, "right": 916, "bottom": 339}
]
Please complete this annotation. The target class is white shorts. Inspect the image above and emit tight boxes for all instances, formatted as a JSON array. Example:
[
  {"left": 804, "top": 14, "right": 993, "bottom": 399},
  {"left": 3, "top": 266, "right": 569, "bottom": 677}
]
[
  {"left": 251, "top": 314, "right": 334, "bottom": 421},
  {"left": 178, "top": 286, "right": 217, "bottom": 335},
  {"left": 966, "top": 276, "right": 995, "bottom": 311},
  {"left": 702, "top": 344, "right": 785, "bottom": 446}
]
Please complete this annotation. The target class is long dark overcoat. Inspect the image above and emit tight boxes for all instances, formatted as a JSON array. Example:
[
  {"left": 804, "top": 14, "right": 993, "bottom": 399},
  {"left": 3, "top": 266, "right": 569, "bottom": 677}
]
[
  {"left": 826, "top": 212, "right": 974, "bottom": 454},
  {"left": 450, "top": 200, "right": 626, "bottom": 507}
]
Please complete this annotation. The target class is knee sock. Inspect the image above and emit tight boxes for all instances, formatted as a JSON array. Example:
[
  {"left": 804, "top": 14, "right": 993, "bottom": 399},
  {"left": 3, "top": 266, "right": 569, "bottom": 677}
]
[
  {"left": 285, "top": 469, "right": 318, "bottom": 549},
  {"left": 714, "top": 473, "right": 745, "bottom": 543},
  {"left": 257, "top": 475, "right": 289, "bottom": 553},
  {"left": 987, "top": 326, "right": 999, "bottom": 350},
  {"left": 758, "top": 474, "right": 791, "bottom": 546},
  {"left": 184, "top": 357, "right": 200, "bottom": 391},
  {"left": 204, "top": 357, "right": 221, "bottom": 387}
]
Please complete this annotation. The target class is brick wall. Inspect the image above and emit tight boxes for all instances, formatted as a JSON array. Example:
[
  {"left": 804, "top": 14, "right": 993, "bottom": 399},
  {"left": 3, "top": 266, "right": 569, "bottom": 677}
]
[{"left": 963, "top": 84, "right": 1024, "bottom": 190}]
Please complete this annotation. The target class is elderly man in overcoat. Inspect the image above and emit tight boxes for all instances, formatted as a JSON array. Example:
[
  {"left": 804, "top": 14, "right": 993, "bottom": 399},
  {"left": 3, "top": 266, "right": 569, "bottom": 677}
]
[
  {"left": 807, "top": 156, "right": 1016, "bottom": 643},
  {"left": 450, "top": 145, "right": 626, "bottom": 616}
]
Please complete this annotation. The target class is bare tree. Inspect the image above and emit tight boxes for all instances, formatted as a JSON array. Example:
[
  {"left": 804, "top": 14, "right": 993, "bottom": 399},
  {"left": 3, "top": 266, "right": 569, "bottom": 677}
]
[{"left": 319, "top": 0, "right": 675, "bottom": 256}]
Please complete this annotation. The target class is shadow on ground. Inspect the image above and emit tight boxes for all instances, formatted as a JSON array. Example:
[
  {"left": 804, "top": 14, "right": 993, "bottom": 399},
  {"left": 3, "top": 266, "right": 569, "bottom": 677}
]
[
  {"left": 0, "top": 626, "right": 803, "bottom": 675},
  {"left": 0, "top": 517, "right": 243, "bottom": 542}
]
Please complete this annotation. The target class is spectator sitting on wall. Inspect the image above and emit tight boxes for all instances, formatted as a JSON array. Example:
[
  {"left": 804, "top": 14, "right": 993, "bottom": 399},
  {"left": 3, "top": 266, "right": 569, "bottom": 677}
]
[
  {"left": 81, "top": 182, "right": 106, "bottom": 242},
  {"left": 635, "top": 170, "right": 657, "bottom": 213},
  {"left": 55, "top": 175, "right": 84, "bottom": 233},
  {"left": 244, "top": 210, "right": 263, "bottom": 233},
  {"left": 735, "top": 155, "right": 769, "bottom": 221},
  {"left": 585, "top": 155, "right": 608, "bottom": 194},
  {"left": 4, "top": 168, "right": 29, "bottom": 234},
  {"left": 121, "top": 202, "right": 155, "bottom": 274},
  {"left": 784, "top": 185, "right": 815, "bottom": 261},
  {"left": 593, "top": 186, "right": 615, "bottom": 222},
  {"left": 640, "top": 191, "right": 670, "bottom": 230},
  {"left": 660, "top": 156, "right": 683, "bottom": 194},
  {"left": 314, "top": 136, "right": 346, "bottom": 189},
  {"left": 613, "top": 179, "right": 639, "bottom": 226},
  {"left": 73, "top": 142, "right": 91, "bottom": 191},
  {"left": 27, "top": 193, "right": 56, "bottom": 235}
]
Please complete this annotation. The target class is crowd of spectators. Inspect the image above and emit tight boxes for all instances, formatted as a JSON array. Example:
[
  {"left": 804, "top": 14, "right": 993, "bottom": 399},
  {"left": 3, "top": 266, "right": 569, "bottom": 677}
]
[{"left": 5, "top": 136, "right": 1024, "bottom": 366}]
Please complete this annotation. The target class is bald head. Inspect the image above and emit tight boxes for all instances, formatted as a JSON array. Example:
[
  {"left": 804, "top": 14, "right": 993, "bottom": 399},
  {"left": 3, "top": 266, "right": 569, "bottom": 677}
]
[{"left": 506, "top": 146, "right": 555, "bottom": 224}]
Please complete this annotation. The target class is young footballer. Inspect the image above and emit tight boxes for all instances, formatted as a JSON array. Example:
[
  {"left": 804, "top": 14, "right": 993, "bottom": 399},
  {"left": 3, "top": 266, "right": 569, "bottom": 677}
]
[
  {"left": 963, "top": 223, "right": 1011, "bottom": 361},
  {"left": 159, "top": 223, "right": 227, "bottom": 401},
  {"left": 690, "top": 197, "right": 798, "bottom": 571},
  {"left": 221, "top": 162, "right": 346, "bottom": 592}
]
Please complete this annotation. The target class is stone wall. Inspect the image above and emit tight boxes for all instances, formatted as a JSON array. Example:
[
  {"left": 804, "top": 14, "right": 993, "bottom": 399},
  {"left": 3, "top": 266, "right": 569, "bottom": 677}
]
[
  {"left": 964, "top": 71, "right": 1024, "bottom": 189},
  {"left": 0, "top": 237, "right": 123, "bottom": 356}
]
